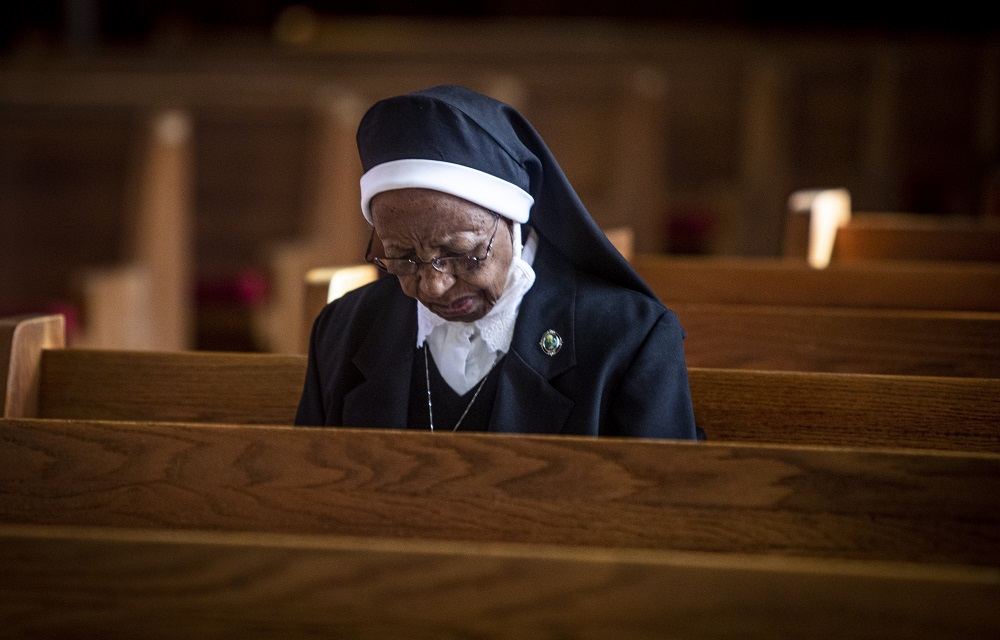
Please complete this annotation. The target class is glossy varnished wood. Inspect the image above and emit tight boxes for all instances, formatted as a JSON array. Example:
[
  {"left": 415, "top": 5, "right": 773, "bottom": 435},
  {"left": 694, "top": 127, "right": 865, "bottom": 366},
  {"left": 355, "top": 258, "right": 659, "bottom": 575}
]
[
  {"left": 1, "top": 314, "right": 65, "bottom": 418},
  {"left": 1, "top": 523, "right": 997, "bottom": 639},
  {"left": 689, "top": 368, "right": 1000, "bottom": 452},
  {"left": 28, "top": 345, "right": 1000, "bottom": 451},
  {"left": 676, "top": 303, "right": 1000, "bottom": 377},
  {"left": 833, "top": 214, "right": 1000, "bottom": 263},
  {"left": 634, "top": 254, "right": 1000, "bottom": 311},
  {"left": 38, "top": 348, "right": 305, "bottom": 424},
  {"left": 1, "top": 419, "right": 998, "bottom": 566}
]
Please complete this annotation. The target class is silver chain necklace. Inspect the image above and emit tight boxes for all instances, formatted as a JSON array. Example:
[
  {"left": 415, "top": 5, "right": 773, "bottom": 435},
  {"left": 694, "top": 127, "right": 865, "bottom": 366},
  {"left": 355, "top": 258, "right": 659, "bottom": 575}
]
[{"left": 424, "top": 347, "right": 500, "bottom": 432}]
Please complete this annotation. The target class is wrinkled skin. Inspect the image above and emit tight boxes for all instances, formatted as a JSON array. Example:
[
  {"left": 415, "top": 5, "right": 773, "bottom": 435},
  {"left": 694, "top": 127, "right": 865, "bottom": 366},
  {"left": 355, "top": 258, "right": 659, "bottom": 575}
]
[{"left": 370, "top": 188, "right": 514, "bottom": 323}]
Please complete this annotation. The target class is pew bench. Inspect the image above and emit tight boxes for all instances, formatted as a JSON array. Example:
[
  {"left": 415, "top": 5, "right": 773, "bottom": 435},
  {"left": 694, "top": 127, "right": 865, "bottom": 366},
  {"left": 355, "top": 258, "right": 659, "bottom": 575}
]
[
  {"left": 674, "top": 303, "right": 1000, "bottom": 378},
  {"left": 4, "top": 314, "right": 999, "bottom": 452},
  {"left": 831, "top": 213, "right": 1000, "bottom": 263},
  {"left": 1, "top": 522, "right": 996, "bottom": 639},
  {"left": 0, "top": 105, "right": 194, "bottom": 350},
  {"left": 784, "top": 190, "right": 1000, "bottom": 266},
  {"left": 1, "top": 418, "right": 999, "bottom": 568},
  {"left": 633, "top": 254, "right": 1000, "bottom": 312}
]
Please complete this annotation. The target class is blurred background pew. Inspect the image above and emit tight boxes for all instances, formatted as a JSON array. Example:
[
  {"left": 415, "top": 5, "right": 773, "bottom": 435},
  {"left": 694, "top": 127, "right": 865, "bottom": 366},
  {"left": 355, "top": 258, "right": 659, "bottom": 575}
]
[
  {"left": 0, "top": 101, "right": 194, "bottom": 350},
  {"left": 785, "top": 187, "right": 1000, "bottom": 267},
  {"left": 633, "top": 254, "right": 1000, "bottom": 311}
]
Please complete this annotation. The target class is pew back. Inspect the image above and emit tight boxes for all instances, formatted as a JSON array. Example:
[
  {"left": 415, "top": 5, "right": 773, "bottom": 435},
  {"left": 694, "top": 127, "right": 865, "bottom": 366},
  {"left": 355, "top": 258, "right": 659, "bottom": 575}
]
[
  {"left": 833, "top": 213, "right": 1000, "bottom": 263},
  {"left": 37, "top": 348, "right": 304, "bottom": 425},
  {"left": 4, "top": 315, "right": 999, "bottom": 452},
  {"left": 2, "top": 522, "right": 997, "bottom": 639},
  {"left": 784, "top": 191, "right": 1000, "bottom": 266},
  {"left": 29, "top": 350, "right": 1000, "bottom": 453},
  {"left": 634, "top": 254, "right": 1000, "bottom": 311},
  {"left": 0, "top": 104, "right": 195, "bottom": 350},
  {"left": 0, "top": 315, "right": 66, "bottom": 418},
  {"left": 2, "top": 418, "right": 999, "bottom": 567},
  {"left": 688, "top": 368, "right": 1000, "bottom": 451},
  {"left": 676, "top": 303, "right": 1000, "bottom": 378}
]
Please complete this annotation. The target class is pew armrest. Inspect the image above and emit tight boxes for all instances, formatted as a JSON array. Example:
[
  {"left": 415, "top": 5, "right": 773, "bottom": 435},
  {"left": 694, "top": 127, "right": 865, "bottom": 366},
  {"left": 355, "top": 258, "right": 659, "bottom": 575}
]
[
  {"left": 785, "top": 188, "right": 852, "bottom": 269},
  {"left": 1, "top": 314, "right": 66, "bottom": 418}
]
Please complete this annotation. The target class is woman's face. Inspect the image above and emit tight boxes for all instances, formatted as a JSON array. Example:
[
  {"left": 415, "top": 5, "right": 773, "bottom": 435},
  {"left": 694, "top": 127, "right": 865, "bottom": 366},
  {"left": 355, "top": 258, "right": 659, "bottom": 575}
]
[{"left": 370, "top": 188, "right": 513, "bottom": 323}]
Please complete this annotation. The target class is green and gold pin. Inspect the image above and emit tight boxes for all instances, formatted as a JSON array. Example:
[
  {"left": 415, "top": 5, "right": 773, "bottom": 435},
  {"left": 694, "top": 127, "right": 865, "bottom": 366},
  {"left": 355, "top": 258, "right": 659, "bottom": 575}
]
[{"left": 539, "top": 329, "right": 563, "bottom": 356}]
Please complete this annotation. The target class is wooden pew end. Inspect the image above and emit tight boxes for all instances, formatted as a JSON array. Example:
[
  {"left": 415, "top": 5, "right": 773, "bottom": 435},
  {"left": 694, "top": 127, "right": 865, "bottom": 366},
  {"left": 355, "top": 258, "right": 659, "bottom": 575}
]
[
  {"left": 1, "top": 314, "right": 66, "bottom": 418},
  {"left": 785, "top": 188, "right": 852, "bottom": 269}
]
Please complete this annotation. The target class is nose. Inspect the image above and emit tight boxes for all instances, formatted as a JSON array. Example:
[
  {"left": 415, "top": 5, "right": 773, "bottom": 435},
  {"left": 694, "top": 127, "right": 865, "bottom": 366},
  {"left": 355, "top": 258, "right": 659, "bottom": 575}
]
[{"left": 417, "top": 264, "right": 454, "bottom": 298}]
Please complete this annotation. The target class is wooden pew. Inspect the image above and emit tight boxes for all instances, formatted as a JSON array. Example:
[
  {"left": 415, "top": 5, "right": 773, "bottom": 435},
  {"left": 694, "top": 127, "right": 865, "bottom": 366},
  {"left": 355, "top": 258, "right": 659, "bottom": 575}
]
[
  {"left": 1, "top": 418, "right": 999, "bottom": 567},
  {"left": 0, "top": 104, "right": 195, "bottom": 350},
  {"left": 2, "top": 523, "right": 997, "bottom": 639},
  {"left": 4, "top": 315, "right": 999, "bottom": 451},
  {"left": 0, "top": 314, "right": 65, "bottom": 418},
  {"left": 299, "top": 264, "right": 379, "bottom": 353},
  {"left": 633, "top": 253, "right": 1000, "bottom": 312},
  {"left": 688, "top": 368, "right": 1000, "bottom": 451},
  {"left": 675, "top": 303, "right": 1000, "bottom": 378},
  {"left": 833, "top": 212, "right": 1000, "bottom": 263},
  {"left": 785, "top": 189, "right": 1000, "bottom": 266},
  {"left": 1, "top": 67, "right": 369, "bottom": 351},
  {"left": 18, "top": 348, "right": 1000, "bottom": 452}
]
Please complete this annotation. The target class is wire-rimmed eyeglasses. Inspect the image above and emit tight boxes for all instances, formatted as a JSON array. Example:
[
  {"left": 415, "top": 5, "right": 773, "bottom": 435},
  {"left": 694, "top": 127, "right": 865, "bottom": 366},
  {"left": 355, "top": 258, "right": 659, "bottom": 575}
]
[{"left": 365, "top": 213, "right": 502, "bottom": 277}]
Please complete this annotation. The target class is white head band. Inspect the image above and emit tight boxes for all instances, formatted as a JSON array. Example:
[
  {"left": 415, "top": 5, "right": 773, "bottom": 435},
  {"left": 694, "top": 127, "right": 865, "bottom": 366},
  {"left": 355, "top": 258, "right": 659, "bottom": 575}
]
[{"left": 360, "top": 159, "right": 534, "bottom": 224}]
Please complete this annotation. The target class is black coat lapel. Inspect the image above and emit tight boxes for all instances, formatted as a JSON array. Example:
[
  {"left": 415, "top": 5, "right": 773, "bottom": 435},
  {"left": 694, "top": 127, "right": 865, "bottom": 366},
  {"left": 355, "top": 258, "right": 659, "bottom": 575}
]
[{"left": 490, "top": 244, "right": 576, "bottom": 434}]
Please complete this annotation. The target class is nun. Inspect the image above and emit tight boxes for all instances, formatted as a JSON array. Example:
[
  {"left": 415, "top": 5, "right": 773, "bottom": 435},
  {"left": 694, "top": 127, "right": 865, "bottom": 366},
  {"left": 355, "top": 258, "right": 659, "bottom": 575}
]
[{"left": 296, "top": 85, "right": 698, "bottom": 439}]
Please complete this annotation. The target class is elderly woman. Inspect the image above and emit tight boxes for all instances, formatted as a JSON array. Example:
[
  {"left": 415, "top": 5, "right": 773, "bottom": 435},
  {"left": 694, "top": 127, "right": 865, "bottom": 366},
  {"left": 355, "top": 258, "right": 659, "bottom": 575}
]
[{"left": 296, "top": 85, "right": 697, "bottom": 438}]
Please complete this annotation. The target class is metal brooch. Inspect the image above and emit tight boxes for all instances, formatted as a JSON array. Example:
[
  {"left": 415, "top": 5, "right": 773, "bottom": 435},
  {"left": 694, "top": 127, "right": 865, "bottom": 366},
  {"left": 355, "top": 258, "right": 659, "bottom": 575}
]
[{"left": 539, "top": 329, "right": 563, "bottom": 356}]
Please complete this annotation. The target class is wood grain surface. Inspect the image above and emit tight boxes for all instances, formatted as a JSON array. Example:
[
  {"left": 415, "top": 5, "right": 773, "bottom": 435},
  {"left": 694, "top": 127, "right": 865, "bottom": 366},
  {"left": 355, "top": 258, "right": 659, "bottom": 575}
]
[
  {"left": 677, "top": 303, "right": 1000, "bottom": 377},
  {"left": 1, "top": 314, "right": 65, "bottom": 418},
  {"left": 833, "top": 215, "right": 1000, "bottom": 263},
  {"left": 634, "top": 255, "right": 1000, "bottom": 311},
  {"left": 1, "top": 523, "right": 997, "bottom": 639},
  {"left": 38, "top": 348, "right": 305, "bottom": 424},
  {"left": 29, "top": 347, "right": 1000, "bottom": 452},
  {"left": 2, "top": 419, "right": 998, "bottom": 566},
  {"left": 688, "top": 368, "right": 1000, "bottom": 452}
]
